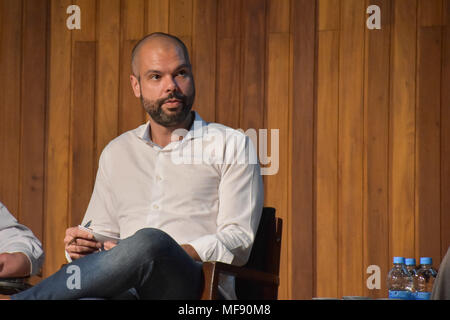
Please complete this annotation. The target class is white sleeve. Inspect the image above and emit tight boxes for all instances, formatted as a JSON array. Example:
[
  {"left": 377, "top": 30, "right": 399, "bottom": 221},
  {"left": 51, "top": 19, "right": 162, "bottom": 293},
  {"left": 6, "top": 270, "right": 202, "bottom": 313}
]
[
  {"left": 81, "top": 148, "right": 120, "bottom": 238},
  {"left": 188, "top": 135, "right": 264, "bottom": 266},
  {"left": 0, "top": 203, "right": 45, "bottom": 276}
]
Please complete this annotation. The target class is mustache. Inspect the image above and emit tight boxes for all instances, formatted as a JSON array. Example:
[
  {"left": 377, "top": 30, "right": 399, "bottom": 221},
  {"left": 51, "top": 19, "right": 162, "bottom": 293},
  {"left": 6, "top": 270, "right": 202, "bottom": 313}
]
[{"left": 158, "top": 92, "right": 186, "bottom": 105}]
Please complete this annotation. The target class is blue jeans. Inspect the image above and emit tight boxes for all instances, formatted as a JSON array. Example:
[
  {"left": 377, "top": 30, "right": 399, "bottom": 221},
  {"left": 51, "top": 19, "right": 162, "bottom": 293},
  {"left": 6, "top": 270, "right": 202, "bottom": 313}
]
[{"left": 11, "top": 228, "right": 203, "bottom": 299}]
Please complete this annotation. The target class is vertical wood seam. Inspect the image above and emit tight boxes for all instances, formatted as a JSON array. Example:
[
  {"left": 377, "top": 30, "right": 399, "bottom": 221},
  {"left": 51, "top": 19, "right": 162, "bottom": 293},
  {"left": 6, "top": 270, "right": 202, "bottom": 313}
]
[
  {"left": 362, "top": 0, "right": 367, "bottom": 294},
  {"left": 18, "top": 0, "right": 24, "bottom": 222},
  {"left": 337, "top": 0, "right": 342, "bottom": 298},
  {"left": 386, "top": 0, "right": 393, "bottom": 278},
  {"left": 439, "top": 0, "right": 445, "bottom": 258},
  {"left": 312, "top": 0, "right": 319, "bottom": 298},
  {"left": 414, "top": 0, "right": 419, "bottom": 258}
]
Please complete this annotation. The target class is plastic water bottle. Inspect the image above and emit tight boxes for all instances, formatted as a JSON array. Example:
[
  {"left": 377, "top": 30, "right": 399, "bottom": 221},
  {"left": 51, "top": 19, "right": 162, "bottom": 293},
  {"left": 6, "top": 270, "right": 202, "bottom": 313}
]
[
  {"left": 387, "top": 257, "right": 414, "bottom": 299},
  {"left": 405, "top": 258, "right": 418, "bottom": 298},
  {"left": 415, "top": 257, "right": 437, "bottom": 300}
]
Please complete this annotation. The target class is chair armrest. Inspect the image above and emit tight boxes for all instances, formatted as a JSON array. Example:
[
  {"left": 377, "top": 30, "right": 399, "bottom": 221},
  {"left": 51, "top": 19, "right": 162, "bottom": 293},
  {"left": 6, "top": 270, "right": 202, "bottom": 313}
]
[
  {"left": 201, "top": 261, "right": 279, "bottom": 300},
  {"left": 212, "top": 262, "right": 279, "bottom": 285}
]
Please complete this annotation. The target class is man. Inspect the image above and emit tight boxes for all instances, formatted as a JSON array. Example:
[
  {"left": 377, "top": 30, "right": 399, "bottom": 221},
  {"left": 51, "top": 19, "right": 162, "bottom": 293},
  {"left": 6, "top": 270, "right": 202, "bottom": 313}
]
[
  {"left": 0, "top": 202, "right": 44, "bottom": 278},
  {"left": 11, "top": 33, "right": 263, "bottom": 300}
]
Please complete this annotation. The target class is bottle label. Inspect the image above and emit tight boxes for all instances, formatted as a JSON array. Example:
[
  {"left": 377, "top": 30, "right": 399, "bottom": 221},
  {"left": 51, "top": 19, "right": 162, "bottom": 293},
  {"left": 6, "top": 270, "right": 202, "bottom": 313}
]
[
  {"left": 415, "top": 292, "right": 431, "bottom": 300},
  {"left": 389, "top": 290, "right": 412, "bottom": 300}
]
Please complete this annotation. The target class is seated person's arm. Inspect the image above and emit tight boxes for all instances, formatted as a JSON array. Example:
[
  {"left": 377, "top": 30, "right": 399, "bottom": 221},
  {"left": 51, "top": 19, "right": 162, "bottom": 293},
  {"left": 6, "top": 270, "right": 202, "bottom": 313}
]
[
  {"left": 0, "top": 202, "right": 45, "bottom": 277},
  {"left": 187, "top": 135, "right": 264, "bottom": 266},
  {"left": 0, "top": 252, "right": 31, "bottom": 278}
]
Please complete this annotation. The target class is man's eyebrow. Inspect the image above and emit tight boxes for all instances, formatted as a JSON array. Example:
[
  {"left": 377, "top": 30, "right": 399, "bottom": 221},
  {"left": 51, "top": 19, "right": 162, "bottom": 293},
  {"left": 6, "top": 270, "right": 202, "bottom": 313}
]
[
  {"left": 143, "top": 64, "right": 191, "bottom": 78},
  {"left": 144, "top": 69, "right": 161, "bottom": 77},
  {"left": 174, "top": 63, "right": 191, "bottom": 71}
]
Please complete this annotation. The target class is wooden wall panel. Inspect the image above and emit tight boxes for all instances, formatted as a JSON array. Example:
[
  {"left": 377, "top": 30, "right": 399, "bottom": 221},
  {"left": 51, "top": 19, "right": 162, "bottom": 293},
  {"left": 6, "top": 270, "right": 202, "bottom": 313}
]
[
  {"left": 316, "top": 0, "right": 339, "bottom": 298},
  {"left": 415, "top": 17, "right": 442, "bottom": 264},
  {"left": 240, "top": 0, "right": 265, "bottom": 131},
  {"left": 316, "top": 29, "right": 339, "bottom": 297},
  {"left": 0, "top": 0, "right": 22, "bottom": 217},
  {"left": 192, "top": 0, "right": 217, "bottom": 122},
  {"left": 215, "top": 0, "right": 241, "bottom": 128},
  {"left": 70, "top": 42, "right": 96, "bottom": 227},
  {"left": 265, "top": 0, "right": 291, "bottom": 301},
  {"left": 19, "top": 0, "right": 48, "bottom": 246},
  {"left": 290, "top": 0, "right": 315, "bottom": 300},
  {"left": 389, "top": 0, "right": 417, "bottom": 262},
  {"left": 147, "top": 0, "right": 169, "bottom": 33},
  {"left": 96, "top": 0, "right": 120, "bottom": 165},
  {"left": 338, "top": 0, "right": 365, "bottom": 296},
  {"left": 119, "top": 0, "right": 146, "bottom": 134},
  {"left": 69, "top": 0, "right": 97, "bottom": 231},
  {"left": 265, "top": 27, "right": 290, "bottom": 301},
  {"left": 44, "top": 0, "right": 73, "bottom": 276},
  {"left": 169, "top": 0, "right": 193, "bottom": 55},
  {"left": 442, "top": 0, "right": 450, "bottom": 260},
  {"left": 363, "top": 0, "right": 391, "bottom": 299}
]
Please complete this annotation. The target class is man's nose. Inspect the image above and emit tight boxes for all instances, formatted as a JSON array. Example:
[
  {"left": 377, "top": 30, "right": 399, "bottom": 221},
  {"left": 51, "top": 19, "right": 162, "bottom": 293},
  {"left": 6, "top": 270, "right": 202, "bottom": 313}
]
[{"left": 164, "top": 76, "right": 178, "bottom": 92}]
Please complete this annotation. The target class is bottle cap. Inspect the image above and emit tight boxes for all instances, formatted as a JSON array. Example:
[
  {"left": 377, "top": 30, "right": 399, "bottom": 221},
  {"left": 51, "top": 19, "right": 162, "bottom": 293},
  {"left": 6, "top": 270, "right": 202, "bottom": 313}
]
[
  {"left": 420, "top": 257, "right": 432, "bottom": 265},
  {"left": 405, "top": 258, "right": 416, "bottom": 266},
  {"left": 393, "top": 257, "right": 405, "bottom": 264}
]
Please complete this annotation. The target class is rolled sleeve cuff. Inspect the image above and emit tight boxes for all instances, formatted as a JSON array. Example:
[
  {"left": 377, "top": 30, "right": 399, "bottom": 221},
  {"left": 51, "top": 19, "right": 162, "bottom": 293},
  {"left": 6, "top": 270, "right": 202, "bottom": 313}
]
[{"left": 188, "top": 235, "right": 234, "bottom": 265}]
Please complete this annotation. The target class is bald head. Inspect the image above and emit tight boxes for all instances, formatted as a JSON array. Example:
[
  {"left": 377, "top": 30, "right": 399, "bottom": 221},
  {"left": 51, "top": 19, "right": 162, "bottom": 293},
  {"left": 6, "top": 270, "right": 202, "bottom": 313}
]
[{"left": 131, "top": 32, "right": 191, "bottom": 78}]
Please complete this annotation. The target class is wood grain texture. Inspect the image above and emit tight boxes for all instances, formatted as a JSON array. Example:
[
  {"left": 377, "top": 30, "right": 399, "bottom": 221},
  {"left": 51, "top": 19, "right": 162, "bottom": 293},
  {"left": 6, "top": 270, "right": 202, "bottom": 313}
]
[
  {"left": 0, "top": 0, "right": 22, "bottom": 217},
  {"left": 169, "top": 0, "right": 193, "bottom": 54},
  {"left": 192, "top": 0, "right": 217, "bottom": 122},
  {"left": 265, "top": 32, "right": 290, "bottom": 300},
  {"left": 419, "top": 0, "right": 443, "bottom": 26},
  {"left": 70, "top": 41, "right": 96, "bottom": 227},
  {"left": 389, "top": 0, "right": 417, "bottom": 262},
  {"left": 215, "top": 0, "right": 241, "bottom": 129},
  {"left": 318, "top": 0, "right": 340, "bottom": 31},
  {"left": 338, "top": 0, "right": 365, "bottom": 297},
  {"left": 291, "top": 0, "right": 315, "bottom": 300},
  {"left": 415, "top": 25, "right": 442, "bottom": 264},
  {"left": 147, "top": 0, "right": 169, "bottom": 33},
  {"left": 119, "top": 0, "right": 146, "bottom": 134},
  {"left": 45, "top": 0, "right": 73, "bottom": 276},
  {"left": 96, "top": 0, "right": 120, "bottom": 164},
  {"left": 316, "top": 30, "right": 339, "bottom": 298},
  {"left": 441, "top": 0, "right": 450, "bottom": 260},
  {"left": 240, "top": 0, "right": 266, "bottom": 131},
  {"left": 363, "top": 0, "right": 391, "bottom": 299},
  {"left": 20, "top": 0, "right": 47, "bottom": 244}
]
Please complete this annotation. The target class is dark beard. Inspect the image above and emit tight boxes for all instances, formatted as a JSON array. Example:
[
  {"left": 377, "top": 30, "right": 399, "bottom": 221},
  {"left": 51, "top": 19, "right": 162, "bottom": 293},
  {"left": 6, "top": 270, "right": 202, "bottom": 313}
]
[{"left": 141, "top": 91, "right": 194, "bottom": 127}]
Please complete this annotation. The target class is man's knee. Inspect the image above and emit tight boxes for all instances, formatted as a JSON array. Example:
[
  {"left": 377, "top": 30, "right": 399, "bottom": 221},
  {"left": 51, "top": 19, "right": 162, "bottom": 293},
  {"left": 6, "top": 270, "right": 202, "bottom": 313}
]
[{"left": 129, "top": 228, "right": 174, "bottom": 257}]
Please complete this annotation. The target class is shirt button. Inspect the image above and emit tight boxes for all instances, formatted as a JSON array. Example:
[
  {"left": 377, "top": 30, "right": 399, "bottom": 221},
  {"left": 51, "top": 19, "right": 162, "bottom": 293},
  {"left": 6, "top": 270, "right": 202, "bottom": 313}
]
[
  {"left": 156, "top": 175, "right": 162, "bottom": 181},
  {"left": 153, "top": 204, "right": 159, "bottom": 210}
]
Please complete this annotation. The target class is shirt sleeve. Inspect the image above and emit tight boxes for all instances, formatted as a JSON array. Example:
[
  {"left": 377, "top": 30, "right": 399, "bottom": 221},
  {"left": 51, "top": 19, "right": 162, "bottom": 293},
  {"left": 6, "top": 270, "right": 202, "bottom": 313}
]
[
  {"left": 81, "top": 147, "right": 120, "bottom": 239},
  {"left": 0, "top": 203, "right": 45, "bottom": 276},
  {"left": 188, "top": 134, "right": 264, "bottom": 266}
]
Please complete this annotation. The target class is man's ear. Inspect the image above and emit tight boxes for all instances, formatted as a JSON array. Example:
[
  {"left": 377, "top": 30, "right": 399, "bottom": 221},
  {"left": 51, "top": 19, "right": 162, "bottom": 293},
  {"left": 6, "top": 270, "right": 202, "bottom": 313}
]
[{"left": 130, "top": 75, "right": 141, "bottom": 98}]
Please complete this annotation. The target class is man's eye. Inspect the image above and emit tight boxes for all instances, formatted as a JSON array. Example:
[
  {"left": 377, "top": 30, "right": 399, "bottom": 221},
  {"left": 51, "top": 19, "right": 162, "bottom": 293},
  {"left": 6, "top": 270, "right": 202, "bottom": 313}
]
[
  {"left": 176, "top": 70, "right": 187, "bottom": 77},
  {"left": 150, "top": 74, "right": 160, "bottom": 80}
]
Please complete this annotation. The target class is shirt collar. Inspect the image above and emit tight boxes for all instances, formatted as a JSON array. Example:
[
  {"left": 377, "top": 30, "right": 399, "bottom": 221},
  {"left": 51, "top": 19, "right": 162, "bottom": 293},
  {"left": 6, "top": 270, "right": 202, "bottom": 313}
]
[{"left": 137, "top": 111, "right": 207, "bottom": 145}]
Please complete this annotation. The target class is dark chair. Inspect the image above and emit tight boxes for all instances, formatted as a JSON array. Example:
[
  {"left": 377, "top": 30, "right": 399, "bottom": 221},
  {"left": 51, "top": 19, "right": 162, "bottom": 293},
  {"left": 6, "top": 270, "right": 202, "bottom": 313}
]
[
  {"left": 201, "top": 207, "right": 282, "bottom": 300},
  {"left": 0, "top": 277, "right": 32, "bottom": 295}
]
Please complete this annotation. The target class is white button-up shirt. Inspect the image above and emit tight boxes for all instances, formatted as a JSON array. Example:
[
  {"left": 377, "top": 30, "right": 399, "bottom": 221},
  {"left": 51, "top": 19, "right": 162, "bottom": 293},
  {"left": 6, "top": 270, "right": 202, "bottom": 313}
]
[{"left": 80, "top": 111, "right": 264, "bottom": 298}]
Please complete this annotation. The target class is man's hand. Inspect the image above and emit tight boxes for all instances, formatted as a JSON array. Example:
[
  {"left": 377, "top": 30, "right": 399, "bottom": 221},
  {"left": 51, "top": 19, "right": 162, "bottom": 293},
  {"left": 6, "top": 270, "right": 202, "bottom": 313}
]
[
  {"left": 103, "top": 241, "right": 117, "bottom": 251},
  {"left": 64, "top": 226, "right": 102, "bottom": 260},
  {"left": 0, "top": 252, "right": 31, "bottom": 278}
]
